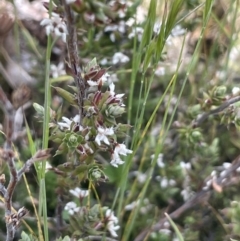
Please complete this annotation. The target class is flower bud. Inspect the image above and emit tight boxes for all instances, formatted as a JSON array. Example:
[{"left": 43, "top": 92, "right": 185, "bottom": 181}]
[
  {"left": 88, "top": 166, "right": 108, "bottom": 182},
  {"left": 213, "top": 86, "right": 227, "bottom": 98},
  {"left": 191, "top": 130, "right": 202, "bottom": 142},
  {"left": 106, "top": 104, "right": 125, "bottom": 117},
  {"left": 33, "top": 103, "right": 45, "bottom": 116}
]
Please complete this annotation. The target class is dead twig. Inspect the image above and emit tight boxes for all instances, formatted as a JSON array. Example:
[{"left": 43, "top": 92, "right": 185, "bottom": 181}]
[
  {"left": 62, "top": 0, "right": 86, "bottom": 124},
  {"left": 192, "top": 95, "right": 240, "bottom": 127}
]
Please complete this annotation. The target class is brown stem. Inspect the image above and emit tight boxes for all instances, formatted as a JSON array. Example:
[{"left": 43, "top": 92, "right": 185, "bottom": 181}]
[
  {"left": 192, "top": 95, "right": 240, "bottom": 127},
  {"left": 62, "top": 0, "right": 85, "bottom": 124}
]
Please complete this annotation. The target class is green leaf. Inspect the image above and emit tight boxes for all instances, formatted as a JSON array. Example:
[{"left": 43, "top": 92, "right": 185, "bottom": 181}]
[
  {"left": 53, "top": 86, "right": 77, "bottom": 106},
  {"left": 143, "top": 41, "right": 156, "bottom": 73},
  {"left": 165, "top": 0, "right": 184, "bottom": 37},
  {"left": 139, "top": 0, "right": 156, "bottom": 50},
  {"left": 85, "top": 58, "right": 98, "bottom": 73},
  {"left": 165, "top": 213, "right": 184, "bottom": 241},
  {"left": 19, "top": 232, "right": 37, "bottom": 241},
  {"left": 73, "top": 164, "right": 88, "bottom": 175}
]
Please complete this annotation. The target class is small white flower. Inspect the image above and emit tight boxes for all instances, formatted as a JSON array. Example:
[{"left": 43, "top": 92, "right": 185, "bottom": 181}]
[
  {"left": 155, "top": 153, "right": 164, "bottom": 168},
  {"left": 155, "top": 66, "right": 165, "bottom": 76},
  {"left": 69, "top": 187, "right": 89, "bottom": 199},
  {"left": 222, "top": 162, "right": 231, "bottom": 169},
  {"left": 211, "top": 170, "right": 217, "bottom": 177},
  {"left": 87, "top": 73, "right": 109, "bottom": 87},
  {"left": 181, "top": 187, "right": 194, "bottom": 201},
  {"left": 100, "top": 58, "right": 108, "bottom": 65},
  {"left": 128, "top": 27, "right": 144, "bottom": 42},
  {"left": 64, "top": 201, "right": 80, "bottom": 215},
  {"left": 232, "top": 87, "right": 240, "bottom": 95},
  {"left": 171, "top": 25, "right": 185, "bottom": 37},
  {"left": 95, "top": 126, "right": 114, "bottom": 146},
  {"left": 111, "top": 143, "right": 133, "bottom": 167},
  {"left": 50, "top": 62, "right": 66, "bottom": 78},
  {"left": 160, "top": 177, "right": 168, "bottom": 188},
  {"left": 109, "top": 82, "right": 125, "bottom": 98},
  {"left": 83, "top": 143, "right": 93, "bottom": 154},
  {"left": 102, "top": 73, "right": 110, "bottom": 83},
  {"left": 153, "top": 21, "right": 161, "bottom": 34},
  {"left": 112, "top": 52, "right": 130, "bottom": 65},
  {"left": 180, "top": 161, "right": 191, "bottom": 170},
  {"left": 220, "top": 170, "right": 227, "bottom": 177},
  {"left": 136, "top": 172, "right": 147, "bottom": 183},
  {"left": 58, "top": 115, "right": 80, "bottom": 130},
  {"left": 107, "top": 221, "right": 120, "bottom": 237},
  {"left": 40, "top": 13, "right": 68, "bottom": 42},
  {"left": 124, "top": 200, "right": 140, "bottom": 210},
  {"left": 105, "top": 209, "right": 120, "bottom": 237},
  {"left": 66, "top": 0, "right": 76, "bottom": 4}
]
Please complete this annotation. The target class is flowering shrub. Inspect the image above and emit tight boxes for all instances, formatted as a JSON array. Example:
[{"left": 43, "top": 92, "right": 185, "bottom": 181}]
[{"left": 2, "top": 0, "right": 240, "bottom": 241}]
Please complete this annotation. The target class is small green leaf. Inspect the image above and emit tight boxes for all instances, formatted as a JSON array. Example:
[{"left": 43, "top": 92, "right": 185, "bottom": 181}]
[
  {"left": 85, "top": 58, "right": 98, "bottom": 73},
  {"left": 53, "top": 86, "right": 77, "bottom": 105}
]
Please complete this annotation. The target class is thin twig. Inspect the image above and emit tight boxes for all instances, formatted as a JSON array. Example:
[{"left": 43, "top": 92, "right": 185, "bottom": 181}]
[
  {"left": 62, "top": 0, "right": 86, "bottom": 124},
  {"left": 192, "top": 95, "right": 240, "bottom": 127},
  {"left": 134, "top": 155, "right": 240, "bottom": 241}
]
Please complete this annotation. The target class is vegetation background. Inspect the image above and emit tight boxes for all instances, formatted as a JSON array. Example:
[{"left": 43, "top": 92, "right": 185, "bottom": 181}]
[{"left": 1, "top": 0, "right": 240, "bottom": 240}]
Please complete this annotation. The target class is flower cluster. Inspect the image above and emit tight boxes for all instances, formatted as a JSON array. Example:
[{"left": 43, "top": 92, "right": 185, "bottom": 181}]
[
  {"left": 40, "top": 13, "right": 68, "bottom": 42},
  {"left": 64, "top": 189, "right": 120, "bottom": 238},
  {"left": 50, "top": 58, "right": 132, "bottom": 173}
]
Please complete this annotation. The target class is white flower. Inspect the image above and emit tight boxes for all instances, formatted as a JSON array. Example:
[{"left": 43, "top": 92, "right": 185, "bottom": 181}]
[
  {"left": 155, "top": 66, "right": 165, "bottom": 76},
  {"left": 153, "top": 21, "right": 161, "bottom": 34},
  {"left": 102, "top": 73, "right": 110, "bottom": 83},
  {"left": 223, "top": 162, "right": 231, "bottom": 169},
  {"left": 232, "top": 87, "right": 240, "bottom": 95},
  {"left": 112, "top": 52, "right": 130, "bottom": 65},
  {"left": 109, "top": 82, "right": 125, "bottom": 99},
  {"left": 125, "top": 200, "right": 140, "bottom": 211},
  {"left": 66, "top": 0, "right": 76, "bottom": 4},
  {"left": 111, "top": 143, "right": 133, "bottom": 167},
  {"left": 69, "top": 187, "right": 89, "bottom": 199},
  {"left": 180, "top": 161, "right": 191, "bottom": 171},
  {"left": 128, "top": 27, "right": 144, "bottom": 41},
  {"left": 100, "top": 58, "right": 108, "bottom": 65},
  {"left": 105, "top": 209, "right": 120, "bottom": 237},
  {"left": 50, "top": 62, "right": 66, "bottom": 78},
  {"left": 64, "top": 201, "right": 80, "bottom": 215},
  {"left": 87, "top": 73, "right": 109, "bottom": 87},
  {"left": 137, "top": 172, "right": 147, "bottom": 183},
  {"left": 40, "top": 13, "right": 68, "bottom": 42},
  {"left": 107, "top": 221, "right": 120, "bottom": 237},
  {"left": 155, "top": 153, "right": 165, "bottom": 168},
  {"left": 58, "top": 115, "right": 80, "bottom": 130},
  {"left": 95, "top": 126, "right": 114, "bottom": 146},
  {"left": 181, "top": 187, "right": 194, "bottom": 201},
  {"left": 160, "top": 177, "right": 168, "bottom": 188},
  {"left": 171, "top": 25, "right": 185, "bottom": 37}
]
